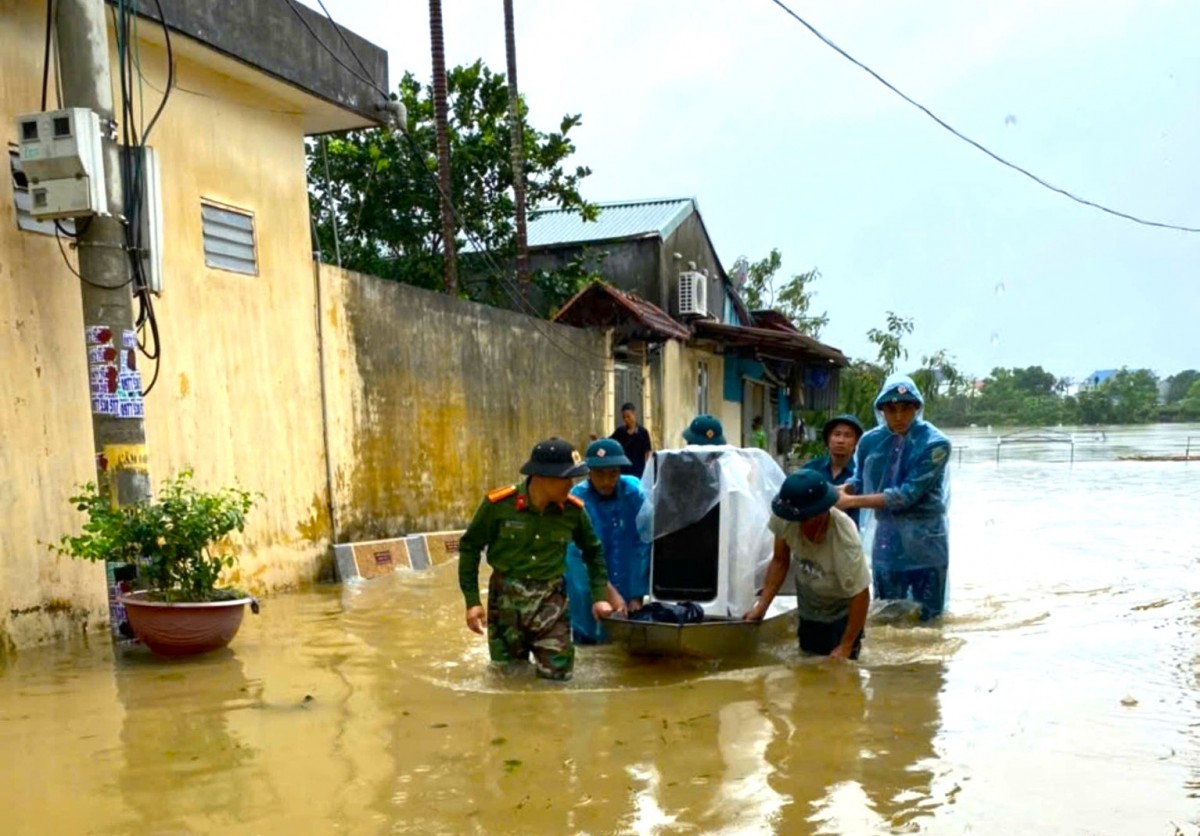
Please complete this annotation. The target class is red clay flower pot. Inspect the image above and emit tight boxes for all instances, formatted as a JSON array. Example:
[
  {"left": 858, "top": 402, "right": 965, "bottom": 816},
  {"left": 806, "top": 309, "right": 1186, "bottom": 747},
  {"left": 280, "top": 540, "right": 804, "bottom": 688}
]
[{"left": 118, "top": 591, "right": 254, "bottom": 657}]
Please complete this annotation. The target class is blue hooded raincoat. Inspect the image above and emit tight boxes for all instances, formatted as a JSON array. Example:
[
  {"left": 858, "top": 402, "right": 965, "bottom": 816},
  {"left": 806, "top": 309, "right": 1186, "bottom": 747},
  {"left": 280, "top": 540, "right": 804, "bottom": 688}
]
[
  {"left": 851, "top": 374, "right": 951, "bottom": 594},
  {"left": 564, "top": 474, "right": 651, "bottom": 643}
]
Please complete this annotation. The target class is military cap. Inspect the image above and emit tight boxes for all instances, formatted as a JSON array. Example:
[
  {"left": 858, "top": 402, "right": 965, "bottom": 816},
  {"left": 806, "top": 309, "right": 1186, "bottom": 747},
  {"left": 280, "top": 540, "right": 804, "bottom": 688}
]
[
  {"left": 519, "top": 437, "right": 589, "bottom": 479},
  {"left": 683, "top": 414, "right": 726, "bottom": 446}
]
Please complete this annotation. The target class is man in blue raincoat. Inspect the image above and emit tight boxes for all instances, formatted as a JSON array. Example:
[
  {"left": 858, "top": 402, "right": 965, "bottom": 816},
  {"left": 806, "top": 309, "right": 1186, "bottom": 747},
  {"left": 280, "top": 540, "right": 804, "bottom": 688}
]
[
  {"left": 564, "top": 439, "right": 652, "bottom": 643},
  {"left": 836, "top": 375, "right": 951, "bottom": 621}
]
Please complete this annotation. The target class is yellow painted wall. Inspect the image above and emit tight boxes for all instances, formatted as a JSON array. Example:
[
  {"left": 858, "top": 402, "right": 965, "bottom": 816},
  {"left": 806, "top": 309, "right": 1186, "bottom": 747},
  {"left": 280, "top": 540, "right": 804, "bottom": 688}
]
[
  {"left": 658, "top": 341, "right": 739, "bottom": 449},
  {"left": 0, "top": 3, "right": 330, "bottom": 649}
]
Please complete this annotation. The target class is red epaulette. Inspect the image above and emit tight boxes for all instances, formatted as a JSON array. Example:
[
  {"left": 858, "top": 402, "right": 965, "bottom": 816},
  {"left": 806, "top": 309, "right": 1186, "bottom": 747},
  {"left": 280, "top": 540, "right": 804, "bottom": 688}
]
[
  {"left": 486, "top": 484, "right": 518, "bottom": 504},
  {"left": 566, "top": 494, "right": 585, "bottom": 510}
]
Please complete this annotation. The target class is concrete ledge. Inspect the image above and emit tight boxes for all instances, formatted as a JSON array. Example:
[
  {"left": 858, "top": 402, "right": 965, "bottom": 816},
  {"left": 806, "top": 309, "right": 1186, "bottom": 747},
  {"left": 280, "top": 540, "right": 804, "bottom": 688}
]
[{"left": 334, "top": 530, "right": 463, "bottom": 581}]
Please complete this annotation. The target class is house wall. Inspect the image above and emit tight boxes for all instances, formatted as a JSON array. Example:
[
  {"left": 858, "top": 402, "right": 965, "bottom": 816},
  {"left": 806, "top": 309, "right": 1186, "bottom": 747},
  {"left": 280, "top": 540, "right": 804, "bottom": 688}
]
[
  {"left": 318, "top": 266, "right": 607, "bottom": 542},
  {"left": 527, "top": 238, "right": 662, "bottom": 311},
  {"left": 657, "top": 341, "right": 741, "bottom": 449},
  {"left": 660, "top": 214, "right": 728, "bottom": 320},
  {"left": 1, "top": 4, "right": 332, "bottom": 649}
]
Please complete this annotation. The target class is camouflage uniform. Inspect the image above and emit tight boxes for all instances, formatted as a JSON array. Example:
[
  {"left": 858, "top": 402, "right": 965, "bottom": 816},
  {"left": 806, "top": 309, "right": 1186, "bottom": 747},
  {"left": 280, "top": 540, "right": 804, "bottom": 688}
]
[
  {"left": 459, "top": 441, "right": 607, "bottom": 682},
  {"left": 486, "top": 573, "right": 573, "bottom": 679}
]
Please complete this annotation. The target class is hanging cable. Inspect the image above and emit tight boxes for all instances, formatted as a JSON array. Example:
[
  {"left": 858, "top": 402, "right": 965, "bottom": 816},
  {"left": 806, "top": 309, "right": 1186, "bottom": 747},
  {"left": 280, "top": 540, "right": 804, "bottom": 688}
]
[
  {"left": 280, "top": 0, "right": 389, "bottom": 97},
  {"left": 287, "top": 0, "right": 625, "bottom": 367},
  {"left": 767, "top": 0, "right": 1200, "bottom": 234},
  {"left": 40, "top": 0, "right": 54, "bottom": 111}
]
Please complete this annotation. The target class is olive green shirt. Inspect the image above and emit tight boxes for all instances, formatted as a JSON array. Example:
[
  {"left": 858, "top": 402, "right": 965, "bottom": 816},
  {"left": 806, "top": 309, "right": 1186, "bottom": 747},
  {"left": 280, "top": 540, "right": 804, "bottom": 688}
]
[{"left": 458, "top": 482, "right": 608, "bottom": 609}]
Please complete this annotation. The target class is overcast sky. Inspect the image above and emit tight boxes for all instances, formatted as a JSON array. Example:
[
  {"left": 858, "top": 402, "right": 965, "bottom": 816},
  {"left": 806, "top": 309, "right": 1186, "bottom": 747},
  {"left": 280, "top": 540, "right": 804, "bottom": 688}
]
[{"left": 303, "top": 0, "right": 1198, "bottom": 382}]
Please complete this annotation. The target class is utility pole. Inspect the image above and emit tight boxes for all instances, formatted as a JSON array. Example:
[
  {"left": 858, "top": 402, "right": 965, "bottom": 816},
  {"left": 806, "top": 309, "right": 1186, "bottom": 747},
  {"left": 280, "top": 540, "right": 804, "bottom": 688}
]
[
  {"left": 503, "top": 0, "right": 530, "bottom": 297},
  {"left": 56, "top": 0, "right": 152, "bottom": 638}
]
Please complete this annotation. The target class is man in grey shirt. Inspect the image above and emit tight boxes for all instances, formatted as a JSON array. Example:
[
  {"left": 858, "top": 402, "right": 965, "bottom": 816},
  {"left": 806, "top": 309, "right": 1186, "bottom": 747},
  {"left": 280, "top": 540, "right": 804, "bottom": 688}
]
[{"left": 744, "top": 470, "right": 870, "bottom": 660}]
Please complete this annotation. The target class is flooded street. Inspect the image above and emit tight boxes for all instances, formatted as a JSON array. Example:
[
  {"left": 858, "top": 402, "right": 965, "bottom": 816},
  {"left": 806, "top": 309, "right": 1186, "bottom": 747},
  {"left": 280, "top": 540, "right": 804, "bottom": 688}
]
[{"left": 3, "top": 425, "right": 1199, "bottom": 834}]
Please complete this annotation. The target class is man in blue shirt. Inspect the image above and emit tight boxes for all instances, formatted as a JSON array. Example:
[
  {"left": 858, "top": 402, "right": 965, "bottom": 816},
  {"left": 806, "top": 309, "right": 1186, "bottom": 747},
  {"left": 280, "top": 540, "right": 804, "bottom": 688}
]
[
  {"left": 804, "top": 414, "right": 864, "bottom": 527},
  {"left": 564, "top": 439, "right": 651, "bottom": 643}
]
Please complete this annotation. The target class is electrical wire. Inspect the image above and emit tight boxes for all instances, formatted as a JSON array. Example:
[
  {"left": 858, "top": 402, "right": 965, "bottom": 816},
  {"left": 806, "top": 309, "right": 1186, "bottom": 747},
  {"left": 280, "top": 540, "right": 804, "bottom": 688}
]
[
  {"left": 767, "top": 0, "right": 1200, "bottom": 234},
  {"left": 110, "top": 0, "right": 171, "bottom": 396},
  {"left": 55, "top": 225, "right": 137, "bottom": 289},
  {"left": 280, "top": 0, "right": 389, "bottom": 97},
  {"left": 139, "top": 0, "right": 173, "bottom": 144},
  {"left": 40, "top": 0, "right": 54, "bottom": 111},
  {"left": 285, "top": 0, "right": 619, "bottom": 367},
  {"left": 398, "top": 129, "right": 620, "bottom": 366},
  {"left": 314, "top": 0, "right": 374, "bottom": 79}
]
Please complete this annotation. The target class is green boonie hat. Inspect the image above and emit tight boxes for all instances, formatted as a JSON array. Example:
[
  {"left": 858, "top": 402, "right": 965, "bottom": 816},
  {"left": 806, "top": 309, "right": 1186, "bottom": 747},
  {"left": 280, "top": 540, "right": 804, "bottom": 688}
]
[
  {"left": 585, "top": 438, "right": 631, "bottom": 469},
  {"left": 520, "top": 437, "right": 589, "bottom": 479},
  {"left": 822, "top": 413, "right": 864, "bottom": 444},
  {"left": 772, "top": 470, "right": 838, "bottom": 522},
  {"left": 683, "top": 414, "right": 726, "bottom": 446}
]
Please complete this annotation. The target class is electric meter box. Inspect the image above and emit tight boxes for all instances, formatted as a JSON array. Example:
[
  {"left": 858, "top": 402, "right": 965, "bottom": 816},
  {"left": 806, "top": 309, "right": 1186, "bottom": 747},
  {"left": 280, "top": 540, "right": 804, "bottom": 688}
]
[{"left": 15, "top": 108, "right": 107, "bottom": 220}]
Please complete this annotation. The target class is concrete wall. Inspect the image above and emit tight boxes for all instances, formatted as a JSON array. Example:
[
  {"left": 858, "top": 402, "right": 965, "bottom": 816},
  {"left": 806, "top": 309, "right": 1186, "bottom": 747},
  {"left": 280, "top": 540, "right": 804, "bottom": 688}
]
[{"left": 319, "top": 265, "right": 607, "bottom": 542}]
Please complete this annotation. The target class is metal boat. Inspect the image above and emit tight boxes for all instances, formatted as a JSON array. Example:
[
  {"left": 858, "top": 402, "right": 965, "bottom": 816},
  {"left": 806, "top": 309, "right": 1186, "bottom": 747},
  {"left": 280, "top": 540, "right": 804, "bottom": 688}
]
[{"left": 603, "top": 595, "right": 798, "bottom": 658}]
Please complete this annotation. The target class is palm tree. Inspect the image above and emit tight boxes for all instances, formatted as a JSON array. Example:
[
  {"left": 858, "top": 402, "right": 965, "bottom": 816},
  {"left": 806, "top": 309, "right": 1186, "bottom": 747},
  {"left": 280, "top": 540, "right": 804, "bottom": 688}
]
[
  {"left": 429, "top": 0, "right": 458, "bottom": 294},
  {"left": 503, "top": 0, "right": 530, "bottom": 297}
]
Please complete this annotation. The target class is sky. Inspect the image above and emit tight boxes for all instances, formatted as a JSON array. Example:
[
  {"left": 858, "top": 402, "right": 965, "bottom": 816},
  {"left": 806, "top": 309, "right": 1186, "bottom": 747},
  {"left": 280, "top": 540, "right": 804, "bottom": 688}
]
[{"left": 301, "top": 0, "right": 1199, "bottom": 382}]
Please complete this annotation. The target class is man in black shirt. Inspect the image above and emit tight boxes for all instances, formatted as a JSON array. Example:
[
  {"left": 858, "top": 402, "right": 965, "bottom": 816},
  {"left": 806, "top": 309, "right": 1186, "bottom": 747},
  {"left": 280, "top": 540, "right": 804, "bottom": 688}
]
[{"left": 610, "top": 402, "right": 652, "bottom": 479}]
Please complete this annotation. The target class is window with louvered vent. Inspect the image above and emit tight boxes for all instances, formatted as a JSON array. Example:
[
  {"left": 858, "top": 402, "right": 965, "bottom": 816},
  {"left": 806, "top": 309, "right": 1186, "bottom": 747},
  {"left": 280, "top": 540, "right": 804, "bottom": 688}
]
[{"left": 201, "top": 201, "right": 257, "bottom": 275}]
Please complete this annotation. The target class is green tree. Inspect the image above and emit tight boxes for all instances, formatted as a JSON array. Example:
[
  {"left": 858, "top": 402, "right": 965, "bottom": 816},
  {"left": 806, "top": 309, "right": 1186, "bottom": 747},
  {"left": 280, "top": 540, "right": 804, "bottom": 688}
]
[
  {"left": 1165, "top": 370, "right": 1200, "bottom": 404},
  {"left": 1076, "top": 387, "right": 1112, "bottom": 425},
  {"left": 1175, "top": 379, "right": 1200, "bottom": 420},
  {"left": 867, "top": 312, "right": 914, "bottom": 374},
  {"left": 912, "top": 349, "right": 962, "bottom": 423},
  {"left": 835, "top": 312, "right": 914, "bottom": 426},
  {"left": 308, "top": 60, "right": 596, "bottom": 311},
  {"left": 729, "top": 249, "right": 828, "bottom": 336},
  {"left": 972, "top": 365, "right": 1076, "bottom": 427},
  {"left": 1106, "top": 367, "right": 1160, "bottom": 423},
  {"left": 837, "top": 359, "right": 887, "bottom": 428}
]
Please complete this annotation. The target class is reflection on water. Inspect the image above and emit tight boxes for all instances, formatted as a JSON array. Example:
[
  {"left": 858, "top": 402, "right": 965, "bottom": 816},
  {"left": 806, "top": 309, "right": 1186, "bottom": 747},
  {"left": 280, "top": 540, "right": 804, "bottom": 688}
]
[{"left": 1, "top": 424, "right": 1199, "bottom": 834}]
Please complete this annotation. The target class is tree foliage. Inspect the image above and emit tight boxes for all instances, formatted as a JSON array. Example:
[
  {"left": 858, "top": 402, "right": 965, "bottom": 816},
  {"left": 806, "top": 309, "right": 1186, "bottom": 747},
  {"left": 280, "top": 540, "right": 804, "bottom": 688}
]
[
  {"left": 729, "top": 249, "right": 828, "bottom": 336},
  {"left": 1165, "top": 369, "right": 1200, "bottom": 405},
  {"left": 867, "top": 312, "right": 914, "bottom": 374},
  {"left": 307, "top": 60, "right": 597, "bottom": 313}
]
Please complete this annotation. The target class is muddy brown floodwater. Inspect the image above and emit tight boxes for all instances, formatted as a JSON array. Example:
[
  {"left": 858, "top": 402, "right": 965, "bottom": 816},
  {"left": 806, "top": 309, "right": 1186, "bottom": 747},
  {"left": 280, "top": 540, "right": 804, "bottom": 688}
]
[{"left": 3, "top": 424, "right": 1199, "bottom": 834}]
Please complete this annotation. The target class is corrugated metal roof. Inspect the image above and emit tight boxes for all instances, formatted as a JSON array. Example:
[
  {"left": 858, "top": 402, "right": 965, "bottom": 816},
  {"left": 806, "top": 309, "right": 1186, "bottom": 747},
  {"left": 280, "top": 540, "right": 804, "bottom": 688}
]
[
  {"left": 528, "top": 198, "right": 697, "bottom": 248},
  {"left": 692, "top": 321, "right": 849, "bottom": 366}
]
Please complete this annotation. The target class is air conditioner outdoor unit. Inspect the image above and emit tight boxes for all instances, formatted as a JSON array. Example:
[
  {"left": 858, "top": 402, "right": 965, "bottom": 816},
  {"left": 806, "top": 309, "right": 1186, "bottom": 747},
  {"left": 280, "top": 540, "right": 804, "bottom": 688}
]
[{"left": 677, "top": 270, "right": 707, "bottom": 317}]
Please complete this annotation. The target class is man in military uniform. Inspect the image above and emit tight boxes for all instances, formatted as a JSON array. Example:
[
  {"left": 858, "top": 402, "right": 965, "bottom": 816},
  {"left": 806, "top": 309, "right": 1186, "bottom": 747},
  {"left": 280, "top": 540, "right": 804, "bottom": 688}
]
[{"left": 459, "top": 438, "right": 613, "bottom": 681}]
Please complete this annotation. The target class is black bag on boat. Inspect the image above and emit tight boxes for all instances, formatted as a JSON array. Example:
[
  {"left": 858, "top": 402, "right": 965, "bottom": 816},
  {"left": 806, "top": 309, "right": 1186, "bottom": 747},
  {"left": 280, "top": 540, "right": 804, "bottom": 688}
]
[{"left": 627, "top": 601, "right": 704, "bottom": 625}]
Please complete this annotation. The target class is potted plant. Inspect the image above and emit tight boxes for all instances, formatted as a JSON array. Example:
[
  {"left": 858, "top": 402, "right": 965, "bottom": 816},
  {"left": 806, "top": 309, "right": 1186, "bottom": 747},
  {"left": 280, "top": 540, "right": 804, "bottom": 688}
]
[{"left": 52, "top": 470, "right": 260, "bottom": 657}]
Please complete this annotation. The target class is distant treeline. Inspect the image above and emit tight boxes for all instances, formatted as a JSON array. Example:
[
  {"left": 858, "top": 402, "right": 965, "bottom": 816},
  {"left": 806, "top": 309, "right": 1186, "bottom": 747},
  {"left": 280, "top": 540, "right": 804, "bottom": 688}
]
[{"left": 835, "top": 365, "right": 1200, "bottom": 429}]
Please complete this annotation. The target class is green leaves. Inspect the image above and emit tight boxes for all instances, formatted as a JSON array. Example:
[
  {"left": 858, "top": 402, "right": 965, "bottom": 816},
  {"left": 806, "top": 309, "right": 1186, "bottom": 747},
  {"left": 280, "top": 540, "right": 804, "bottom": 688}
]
[
  {"left": 307, "top": 59, "right": 595, "bottom": 309},
  {"left": 729, "top": 249, "right": 827, "bottom": 336},
  {"left": 50, "top": 471, "right": 259, "bottom": 601}
]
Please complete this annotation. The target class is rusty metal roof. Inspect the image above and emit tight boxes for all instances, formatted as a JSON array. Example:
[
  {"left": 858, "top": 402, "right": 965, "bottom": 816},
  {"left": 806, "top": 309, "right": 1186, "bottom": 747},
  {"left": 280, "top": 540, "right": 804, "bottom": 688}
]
[
  {"left": 750, "top": 310, "right": 800, "bottom": 333},
  {"left": 553, "top": 282, "right": 691, "bottom": 343},
  {"left": 692, "top": 320, "right": 849, "bottom": 366}
]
